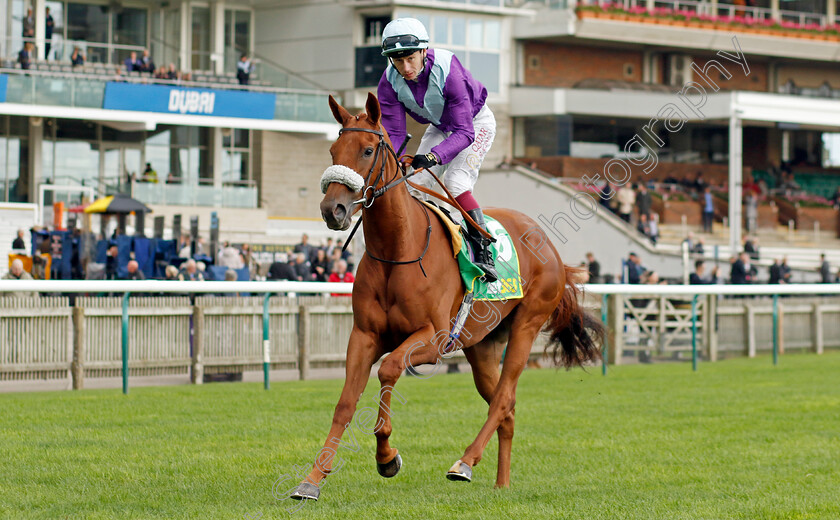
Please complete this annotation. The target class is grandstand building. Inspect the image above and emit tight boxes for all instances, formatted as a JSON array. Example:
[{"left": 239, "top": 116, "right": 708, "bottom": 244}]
[{"left": 2, "top": 0, "right": 840, "bottom": 276}]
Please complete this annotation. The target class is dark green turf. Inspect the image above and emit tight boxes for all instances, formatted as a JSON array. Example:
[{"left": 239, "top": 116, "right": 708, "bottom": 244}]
[{"left": 1, "top": 353, "right": 838, "bottom": 519}]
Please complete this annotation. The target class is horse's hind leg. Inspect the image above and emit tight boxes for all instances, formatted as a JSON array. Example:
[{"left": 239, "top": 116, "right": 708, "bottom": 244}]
[
  {"left": 452, "top": 310, "right": 546, "bottom": 482},
  {"left": 463, "top": 331, "right": 515, "bottom": 488}
]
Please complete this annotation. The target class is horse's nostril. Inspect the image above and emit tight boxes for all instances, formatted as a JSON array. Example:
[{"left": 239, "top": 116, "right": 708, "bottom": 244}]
[{"left": 333, "top": 204, "right": 346, "bottom": 222}]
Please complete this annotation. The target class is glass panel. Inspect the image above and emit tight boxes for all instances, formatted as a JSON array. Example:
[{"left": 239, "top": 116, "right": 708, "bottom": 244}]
[
  {"left": 234, "top": 129, "right": 249, "bottom": 148},
  {"left": 163, "top": 9, "right": 181, "bottom": 69},
  {"left": 103, "top": 148, "right": 120, "bottom": 188},
  {"left": 52, "top": 141, "right": 98, "bottom": 187},
  {"left": 11, "top": 0, "right": 25, "bottom": 63},
  {"left": 468, "top": 19, "right": 484, "bottom": 49},
  {"left": 67, "top": 3, "right": 108, "bottom": 62},
  {"left": 485, "top": 20, "right": 501, "bottom": 50},
  {"left": 234, "top": 11, "right": 251, "bottom": 55},
  {"left": 124, "top": 149, "right": 142, "bottom": 187},
  {"left": 451, "top": 18, "right": 466, "bottom": 46},
  {"left": 470, "top": 52, "right": 500, "bottom": 93},
  {"left": 191, "top": 7, "right": 211, "bottom": 70},
  {"left": 223, "top": 151, "right": 245, "bottom": 182},
  {"left": 113, "top": 7, "right": 147, "bottom": 63},
  {"left": 46, "top": 1, "right": 64, "bottom": 60},
  {"left": 432, "top": 16, "right": 448, "bottom": 45},
  {"left": 145, "top": 145, "right": 172, "bottom": 181}
]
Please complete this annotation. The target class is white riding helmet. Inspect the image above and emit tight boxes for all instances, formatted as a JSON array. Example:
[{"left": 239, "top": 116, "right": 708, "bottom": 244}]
[{"left": 381, "top": 18, "right": 429, "bottom": 57}]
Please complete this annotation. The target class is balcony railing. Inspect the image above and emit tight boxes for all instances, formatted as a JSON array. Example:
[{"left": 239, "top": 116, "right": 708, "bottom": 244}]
[
  {"left": 131, "top": 180, "right": 258, "bottom": 209},
  {"left": 0, "top": 68, "right": 336, "bottom": 124},
  {"left": 574, "top": 0, "right": 838, "bottom": 27}
]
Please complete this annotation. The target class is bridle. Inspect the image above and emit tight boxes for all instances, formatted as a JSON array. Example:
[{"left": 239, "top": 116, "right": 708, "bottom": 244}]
[{"left": 336, "top": 126, "right": 432, "bottom": 276}]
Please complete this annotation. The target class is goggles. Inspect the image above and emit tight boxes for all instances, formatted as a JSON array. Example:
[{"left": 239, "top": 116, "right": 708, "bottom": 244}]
[{"left": 382, "top": 34, "right": 426, "bottom": 53}]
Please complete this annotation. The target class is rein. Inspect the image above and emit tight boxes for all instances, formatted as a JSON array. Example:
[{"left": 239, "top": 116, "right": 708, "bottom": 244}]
[{"left": 337, "top": 126, "right": 432, "bottom": 275}]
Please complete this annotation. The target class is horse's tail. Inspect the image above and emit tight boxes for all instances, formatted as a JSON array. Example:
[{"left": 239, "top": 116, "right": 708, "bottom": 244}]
[{"left": 543, "top": 264, "right": 605, "bottom": 368}]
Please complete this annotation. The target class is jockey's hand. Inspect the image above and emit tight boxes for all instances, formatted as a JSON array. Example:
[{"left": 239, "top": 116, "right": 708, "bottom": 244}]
[{"left": 411, "top": 152, "right": 438, "bottom": 170}]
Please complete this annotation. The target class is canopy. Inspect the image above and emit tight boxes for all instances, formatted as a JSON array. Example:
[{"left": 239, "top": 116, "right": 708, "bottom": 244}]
[{"left": 84, "top": 193, "right": 152, "bottom": 214}]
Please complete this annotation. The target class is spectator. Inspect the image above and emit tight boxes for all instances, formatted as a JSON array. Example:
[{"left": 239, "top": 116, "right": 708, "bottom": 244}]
[
  {"left": 291, "top": 253, "right": 311, "bottom": 281},
  {"left": 328, "top": 247, "right": 343, "bottom": 275},
  {"left": 12, "top": 229, "right": 25, "bottom": 250},
  {"left": 294, "top": 233, "right": 315, "bottom": 262},
  {"left": 237, "top": 54, "right": 253, "bottom": 85},
  {"left": 324, "top": 237, "right": 336, "bottom": 258},
  {"left": 22, "top": 8, "right": 34, "bottom": 39},
  {"left": 105, "top": 244, "right": 119, "bottom": 280},
  {"left": 599, "top": 183, "right": 615, "bottom": 212},
  {"left": 122, "top": 260, "right": 145, "bottom": 281},
  {"left": 780, "top": 256, "right": 792, "bottom": 284},
  {"left": 768, "top": 258, "right": 783, "bottom": 284},
  {"left": 745, "top": 192, "right": 758, "bottom": 233},
  {"left": 647, "top": 213, "right": 659, "bottom": 245},
  {"left": 819, "top": 253, "right": 832, "bottom": 283},
  {"left": 636, "top": 213, "right": 650, "bottom": 237},
  {"left": 2, "top": 259, "right": 35, "bottom": 298},
  {"left": 267, "top": 255, "right": 297, "bottom": 280},
  {"left": 641, "top": 270, "right": 665, "bottom": 285},
  {"left": 585, "top": 252, "right": 601, "bottom": 284},
  {"left": 616, "top": 184, "right": 635, "bottom": 223},
  {"left": 18, "top": 42, "right": 33, "bottom": 70},
  {"left": 139, "top": 49, "right": 155, "bottom": 73},
  {"left": 690, "top": 260, "right": 719, "bottom": 285},
  {"left": 701, "top": 186, "right": 714, "bottom": 233},
  {"left": 141, "top": 163, "right": 158, "bottom": 183},
  {"left": 178, "top": 259, "right": 205, "bottom": 281},
  {"left": 692, "top": 172, "right": 707, "bottom": 194},
  {"left": 166, "top": 63, "right": 178, "bottom": 80},
  {"left": 328, "top": 259, "right": 355, "bottom": 296},
  {"left": 45, "top": 7, "right": 54, "bottom": 59},
  {"left": 224, "top": 269, "right": 238, "bottom": 282},
  {"left": 743, "top": 235, "right": 759, "bottom": 260},
  {"left": 730, "top": 252, "right": 756, "bottom": 284},
  {"left": 218, "top": 241, "right": 244, "bottom": 269},
  {"left": 70, "top": 46, "right": 85, "bottom": 67},
  {"left": 625, "top": 252, "right": 643, "bottom": 284},
  {"left": 636, "top": 184, "right": 652, "bottom": 221},
  {"left": 124, "top": 51, "right": 141, "bottom": 72},
  {"left": 311, "top": 248, "right": 330, "bottom": 282},
  {"left": 164, "top": 265, "right": 179, "bottom": 280}
]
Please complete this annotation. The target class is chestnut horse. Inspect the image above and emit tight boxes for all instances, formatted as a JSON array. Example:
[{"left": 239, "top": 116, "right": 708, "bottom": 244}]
[{"left": 291, "top": 93, "right": 603, "bottom": 501}]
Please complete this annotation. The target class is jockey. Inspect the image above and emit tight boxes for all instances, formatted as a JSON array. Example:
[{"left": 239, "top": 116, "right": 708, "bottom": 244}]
[{"left": 377, "top": 17, "right": 499, "bottom": 283}]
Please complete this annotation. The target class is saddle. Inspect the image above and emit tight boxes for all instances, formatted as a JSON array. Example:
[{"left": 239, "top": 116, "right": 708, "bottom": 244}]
[{"left": 418, "top": 199, "right": 523, "bottom": 302}]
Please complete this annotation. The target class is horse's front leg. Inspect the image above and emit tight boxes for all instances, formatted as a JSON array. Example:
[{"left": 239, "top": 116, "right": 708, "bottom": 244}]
[
  {"left": 291, "top": 326, "right": 381, "bottom": 500},
  {"left": 373, "top": 325, "right": 440, "bottom": 477}
]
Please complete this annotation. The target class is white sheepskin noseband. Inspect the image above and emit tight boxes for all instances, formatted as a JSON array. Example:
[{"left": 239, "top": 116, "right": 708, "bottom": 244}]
[{"left": 321, "top": 165, "right": 365, "bottom": 194}]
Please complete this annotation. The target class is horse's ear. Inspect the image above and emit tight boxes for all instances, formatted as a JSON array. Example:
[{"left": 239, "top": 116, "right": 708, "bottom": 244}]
[
  {"left": 365, "top": 92, "right": 381, "bottom": 127},
  {"left": 329, "top": 95, "right": 352, "bottom": 126}
]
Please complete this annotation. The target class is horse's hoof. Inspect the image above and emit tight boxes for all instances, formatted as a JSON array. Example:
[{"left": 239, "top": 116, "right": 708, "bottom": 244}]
[
  {"left": 445, "top": 460, "right": 472, "bottom": 482},
  {"left": 289, "top": 482, "right": 320, "bottom": 501},
  {"left": 377, "top": 452, "right": 402, "bottom": 478}
]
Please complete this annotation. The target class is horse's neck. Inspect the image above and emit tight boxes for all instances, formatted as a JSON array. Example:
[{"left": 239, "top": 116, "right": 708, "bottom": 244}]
[{"left": 362, "top": 187, "right": 425, "bottom": 260}]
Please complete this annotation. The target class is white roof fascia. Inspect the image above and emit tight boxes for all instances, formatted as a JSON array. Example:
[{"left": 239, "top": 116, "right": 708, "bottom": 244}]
[{"left": 0, "top": 103, "right": 340, "bottom": 138}]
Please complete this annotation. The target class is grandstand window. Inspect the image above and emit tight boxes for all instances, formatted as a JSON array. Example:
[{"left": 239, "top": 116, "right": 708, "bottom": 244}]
[
  {"left": 67, "top": 3, "right": 108, "bottom": 61},
  {"left": 396, "top": 12, "right": 502, "bottom": 93},
  {"left": 222, "top": 129, "right": 251, "bottom": 184},
  {"left": 191, "top": 6, "right": 212, "bottom": 71},
  {"left": 0, "top": 116, "right": 29, "bottom": 203},
  {"left": 145, "top": 126, "right": 210, "bottom": 185},
  {"left": 224, "top": 9, "right": 253, "bottom": 65},
  {"left": 42, "top": 119, "right": 100, "bottom": 190},
  {"left": 113, "top": 8, "right": 148, "bottom": 63}
]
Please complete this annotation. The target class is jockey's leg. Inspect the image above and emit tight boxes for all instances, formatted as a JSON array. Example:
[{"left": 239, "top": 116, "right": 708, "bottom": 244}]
[{"left": 445, "top": 105, "right": 498, "bottom": 282}]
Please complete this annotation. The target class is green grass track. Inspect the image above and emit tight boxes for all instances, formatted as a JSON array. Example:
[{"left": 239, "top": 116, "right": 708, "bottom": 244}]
[{"left": 1, "top": 353, "right": 838, "bottom": 519}]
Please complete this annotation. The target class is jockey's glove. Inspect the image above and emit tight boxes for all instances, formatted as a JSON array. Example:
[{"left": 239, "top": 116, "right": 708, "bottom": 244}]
[{"left": 412, "top": 152, "right": 438, "bottom": 170}]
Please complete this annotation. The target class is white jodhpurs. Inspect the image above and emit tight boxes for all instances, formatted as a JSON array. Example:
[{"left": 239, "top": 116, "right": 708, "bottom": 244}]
[{"left": 410, "top": 104, "right": 496, "bottom": 198}]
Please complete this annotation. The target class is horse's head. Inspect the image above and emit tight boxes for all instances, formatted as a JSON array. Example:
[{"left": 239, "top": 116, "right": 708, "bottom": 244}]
[{"left": 320, "top": 93, "right": 393, "bottom": 230}]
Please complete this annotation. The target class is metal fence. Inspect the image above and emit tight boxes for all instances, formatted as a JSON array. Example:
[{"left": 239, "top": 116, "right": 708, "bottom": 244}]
[{"left": 1, "top": 281, "right": 838, "bottom": 391}]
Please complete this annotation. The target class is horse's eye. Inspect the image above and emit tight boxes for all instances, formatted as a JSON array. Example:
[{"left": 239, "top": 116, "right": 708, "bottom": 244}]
[{"left": 364, "top": 147, "right": 374, "bottom": 157}]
